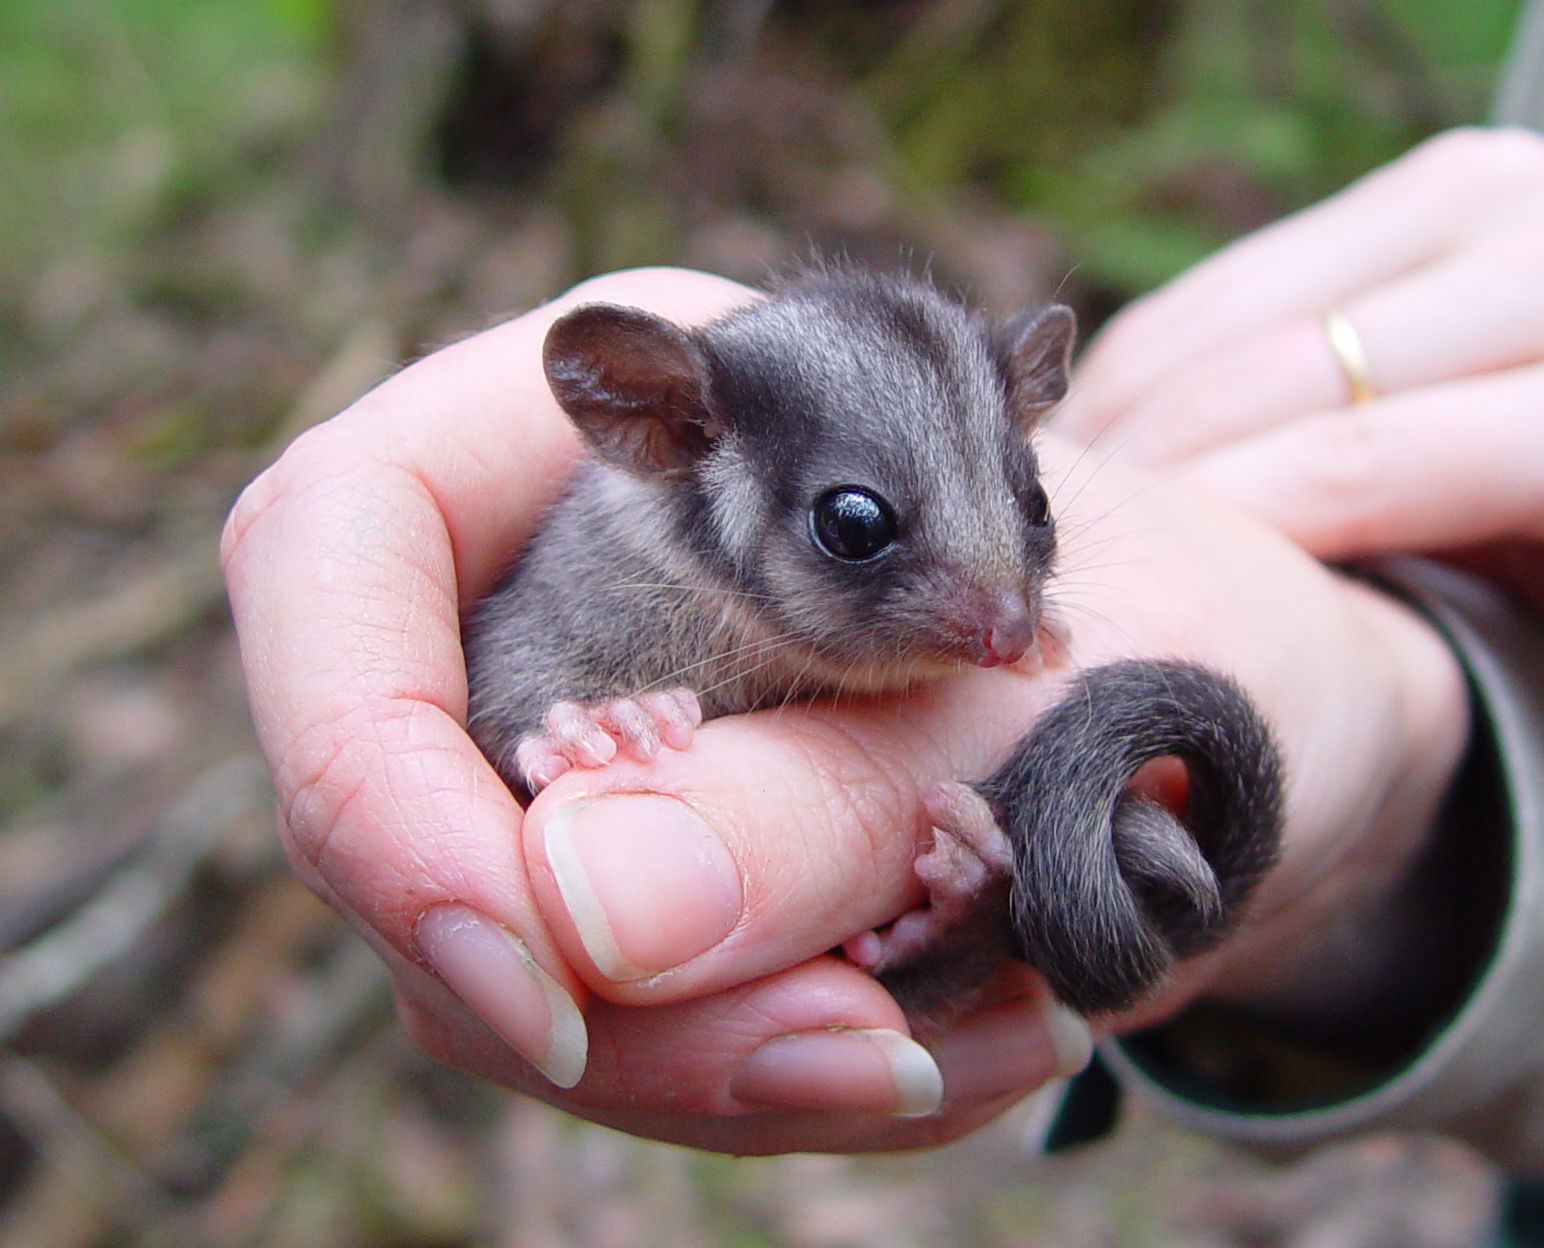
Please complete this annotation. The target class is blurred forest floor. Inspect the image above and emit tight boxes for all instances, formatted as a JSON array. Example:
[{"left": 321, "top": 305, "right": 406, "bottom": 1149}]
[{"left": 0, "top": 0, "right": 1526, "bottom": 1244}]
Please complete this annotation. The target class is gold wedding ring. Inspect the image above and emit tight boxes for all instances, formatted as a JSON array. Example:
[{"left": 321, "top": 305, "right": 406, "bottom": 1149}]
[{"left": 1322, "top": 310, "right": 1376, "bottom": 404}]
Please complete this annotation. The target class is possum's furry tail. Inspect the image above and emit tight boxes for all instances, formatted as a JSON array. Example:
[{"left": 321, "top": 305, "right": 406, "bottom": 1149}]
[{"left": 983, "top": 660, "right": 1284, "bottom": 1016}]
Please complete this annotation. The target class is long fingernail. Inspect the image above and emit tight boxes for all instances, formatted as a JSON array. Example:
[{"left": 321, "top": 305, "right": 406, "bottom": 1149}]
[
  {"left": 416, "top": 904, "right": 588, "bottom": 1088},
  {"left": 541, "top": 794, "right": 742, "bottom": 982},
  {"left": 729, "top": 1028, "right": 944, "bottom": 1118},
  {"left": 1040, "top": 997, "right": 1095, "bottom": 1077},
  {"left": 932, "top": 996, "right": 1093, "bottom": 1105}
]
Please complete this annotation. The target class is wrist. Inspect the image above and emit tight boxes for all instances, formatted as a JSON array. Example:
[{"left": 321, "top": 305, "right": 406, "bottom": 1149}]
[
  {"left": 1183, "top": 572, "right": 1471, "bottom": 1037},
  {"left": 1097, "top": 557, "right": 1540, "bottom": 1160}
]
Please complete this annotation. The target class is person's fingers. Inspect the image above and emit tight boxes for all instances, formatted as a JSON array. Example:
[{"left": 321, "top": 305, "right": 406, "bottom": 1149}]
[
  {"left": 1059, "top": 126, "right": 1544, "bottom": 443},
  {"left": 225, "top": 268, "right": 753, "bottom": 608},
  {"left": 395, "top": 955, "right": 1093, "bottom": 1152},
  {"left": 1057, "top": 315, "right": 1348, "bottom": 465},
  {"left": 223, "top": 410, "right": 554, "bottom": 991},
  {"left": 1056, "top": 224, "right": 1544, "bottom": 468},
  {"left": 517, "top": 668, "right": 1069, "bottom": 1006},
  {"left": 1175, "top": 363, "right": 1544, "bottom": 557},
  {"left": 1334, "top": 232, "right": 1544, "bottom": 392},
  {"left": 220, "top": 269, "right": 754, "bottom": 1087}
]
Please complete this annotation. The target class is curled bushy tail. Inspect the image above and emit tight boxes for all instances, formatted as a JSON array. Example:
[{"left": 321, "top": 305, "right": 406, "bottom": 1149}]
[{"left": 982, "top": 660, "right": 1283, "bottom": 1015}]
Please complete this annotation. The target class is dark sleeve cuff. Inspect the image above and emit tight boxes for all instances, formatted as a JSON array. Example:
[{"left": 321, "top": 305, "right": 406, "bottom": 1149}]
[{"left": 1094, "top": 556, "right": 1544, "bottom": 1175}]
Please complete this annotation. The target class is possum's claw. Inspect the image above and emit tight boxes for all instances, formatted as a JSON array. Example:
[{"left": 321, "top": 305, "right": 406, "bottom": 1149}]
[
  {"left": 852, "top": 782, "right": 1018, "bottom": 1030},
  {"left": 870, "top": 782, "right": 1013, "bottom": 969},
  {"left": 515, "top": 689, "right": 703, "bottom": 793},
  {"left": 846, "top": 782, "right": 1013, "bottom": 971},
  {"left": 514, "top": 736, "right": 577, "bottom": 792}
]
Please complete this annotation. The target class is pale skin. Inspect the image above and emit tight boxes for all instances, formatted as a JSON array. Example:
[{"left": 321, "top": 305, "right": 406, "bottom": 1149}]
[
  {"left": 1054, "top": 126, "right": 1544, "bottom": 562},
  {"left": 222, "top": 125, "right": 1544, "bottom": 1155}
]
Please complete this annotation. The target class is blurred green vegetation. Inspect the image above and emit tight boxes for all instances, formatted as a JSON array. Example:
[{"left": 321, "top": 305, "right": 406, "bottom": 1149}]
[
  {"left": 779, "top": 0, "right": 1516, "bottom": 289},
  {"left": 0, "top": 0, "right": 1520, "bottom": 331},
  {"left": 0, "top": 0, "right": 326, "bottom": 290}
]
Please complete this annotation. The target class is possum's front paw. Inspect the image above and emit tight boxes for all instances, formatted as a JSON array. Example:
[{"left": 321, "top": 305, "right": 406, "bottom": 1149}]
[
  {"left": 515, "top": 689, "right": 703, "bottom": 792},
  {"left": 846, "top": 782, "right": 1019, "bottom": 1032}
]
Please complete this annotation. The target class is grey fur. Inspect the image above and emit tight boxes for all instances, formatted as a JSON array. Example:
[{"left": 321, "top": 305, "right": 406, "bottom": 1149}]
[
  {"left": 983, "top": 660, "right": 1282, "bottom": 1015},
  {"left": 463, "top": 269, "right": 1283, "bottom": 1019},
  {"left": 465, "top": 269, "right": 1064, "bottom": 779}
]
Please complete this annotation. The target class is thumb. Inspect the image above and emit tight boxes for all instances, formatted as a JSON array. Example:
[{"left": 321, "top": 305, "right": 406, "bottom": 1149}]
[{"left": 517, "top": 672, "right": 1059, "bottom": 1006}]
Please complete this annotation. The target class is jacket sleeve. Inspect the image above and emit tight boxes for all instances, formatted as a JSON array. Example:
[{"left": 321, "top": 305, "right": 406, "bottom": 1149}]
[{"left": 1097, "top": 555, "right": 1544, "bottom": 1175}]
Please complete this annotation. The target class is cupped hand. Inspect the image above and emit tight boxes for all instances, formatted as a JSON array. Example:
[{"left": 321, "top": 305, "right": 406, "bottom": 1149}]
[
  {"left": 1053, "top": 126, "right": 1544, "bottom": 559},
  {"left": 221, "top": 266, "right": 1081, "bottom": 1153},
  {"left": 222, "top": 267, "right": 1467, "bottom": 1155}
]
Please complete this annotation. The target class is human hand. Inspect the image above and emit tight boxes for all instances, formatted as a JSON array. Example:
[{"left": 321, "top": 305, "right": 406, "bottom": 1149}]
[
  {"left": 222, "top": 268, "right": 1467, "bottom": 1155},
  {"left": 1053, "top": 126, "right": 1544, "bottom": 563},
  {"left": 220, "top": 267, "right": 1083, "bottom": 1153}
]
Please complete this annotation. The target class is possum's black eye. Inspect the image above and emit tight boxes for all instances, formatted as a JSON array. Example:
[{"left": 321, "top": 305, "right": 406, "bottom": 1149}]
[{"left": 810, "top": 487, "right": 898, "bottom": 562}]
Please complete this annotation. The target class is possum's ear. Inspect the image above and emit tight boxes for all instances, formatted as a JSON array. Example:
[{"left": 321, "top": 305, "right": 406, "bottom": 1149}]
[
  {"left": 543, "top": 303, "right": 723, "bottom": 477},
  {"left": 998, "top": 304, "right": 1075, "bottom": 433}
]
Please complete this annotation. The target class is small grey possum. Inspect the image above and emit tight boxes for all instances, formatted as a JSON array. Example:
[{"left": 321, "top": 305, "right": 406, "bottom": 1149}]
[{"left": 462, "top": 267, "right": 1282, "bottom": 1020}]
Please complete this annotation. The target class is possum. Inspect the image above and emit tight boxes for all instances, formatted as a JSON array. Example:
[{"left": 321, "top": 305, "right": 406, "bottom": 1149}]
[{"left": 462, "top": 267, "right": 1283, "bottom": 1021}]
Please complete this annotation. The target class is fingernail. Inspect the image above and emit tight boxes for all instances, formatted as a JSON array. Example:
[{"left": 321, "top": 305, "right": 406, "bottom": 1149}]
[
  {"left": 542, "top": 794, "right": 742, "bottom": 981},
  {"left": 416, "top": 904, "right": 588, "bottom": 1088},
  {"left": 729, "top": 1028, "right": 944, "bottom": 1118},
  {"left": 932, "top": 996, "right": 1093, "bottom": 1105},
  {"left": 1040, "top": 997, "right": 1095, "bottom": 1077}
]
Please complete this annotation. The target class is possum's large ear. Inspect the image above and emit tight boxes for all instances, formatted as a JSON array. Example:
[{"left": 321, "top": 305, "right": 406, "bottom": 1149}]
[
  {"left": 543, "top": 303, "right": 723, "bottom": 478},
  {"left": 998, "top": 304, "right": 1075, "bottom": 433}
]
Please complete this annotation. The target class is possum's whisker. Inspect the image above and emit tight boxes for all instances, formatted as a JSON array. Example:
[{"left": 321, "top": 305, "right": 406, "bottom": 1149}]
[
  {"left": 1040, "top": 597, "right": 1150, "bottom": 660},
  {"left": 640, "top": 633, "right": 802, "bottom": 693},
  {"left": 1042, "top": 422, "right": 1132, "bottom": 515},
  {"left": 1051, "top": 363, "right": 1192, "bottom": 477},
  {"left": 1050, "top": 263, "right": 1083, "bottom": 301},
  {"left": 761, "top": 635, "right": 836, "bottom": 708},
  {"left": 630, "top": 637, "right": 794, "bottom": 694},
  {"left": 685, "top": 625, "right": 837, "bottom": 698},
  {"left": 762, "top": 636, "right": 850, "bottom": 718},
  {"left": 1051, "top": 558, "right": 1173, "bottom": 585},
  {"left": 688, "top": 638, "right": 811, "bottom": 703},
  {"left": 606, "top": 580, "right": 780, "bottom": 604},
  {"left": 1041, "top": 424, "right": 1201, "bottom": 556},
  {"left": 1051, "top": 472, "right": 1177, "bottom": 552}
]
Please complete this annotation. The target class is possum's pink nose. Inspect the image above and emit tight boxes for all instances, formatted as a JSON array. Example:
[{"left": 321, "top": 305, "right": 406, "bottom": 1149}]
[{"left": 979, "top": 591, "right": 1036, "bottom": 667}]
